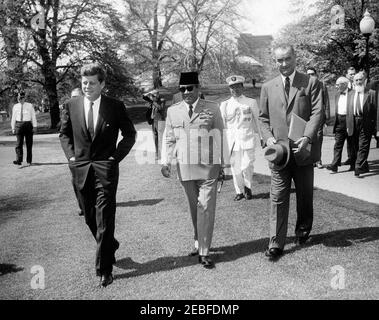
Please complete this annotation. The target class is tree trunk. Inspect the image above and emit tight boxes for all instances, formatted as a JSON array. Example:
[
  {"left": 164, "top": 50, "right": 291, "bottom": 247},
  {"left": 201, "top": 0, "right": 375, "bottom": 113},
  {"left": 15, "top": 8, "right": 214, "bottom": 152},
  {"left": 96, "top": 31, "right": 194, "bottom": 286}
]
[{"left": 45, "top": 79, "right": 60, "bottom": 129}]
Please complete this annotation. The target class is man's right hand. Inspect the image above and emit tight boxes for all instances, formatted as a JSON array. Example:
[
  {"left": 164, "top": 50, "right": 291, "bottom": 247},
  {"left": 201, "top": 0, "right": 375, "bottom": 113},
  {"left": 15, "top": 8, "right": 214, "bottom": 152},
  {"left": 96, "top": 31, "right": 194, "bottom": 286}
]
[
  {"left": 12, "top": 129, "right": 15, "bottom": 135},
  {"left": 69, "top": 157, "right": 75, "bottom": 162},
  {"left": 161, "top": 165, "right": 171, "bottom": 178}
]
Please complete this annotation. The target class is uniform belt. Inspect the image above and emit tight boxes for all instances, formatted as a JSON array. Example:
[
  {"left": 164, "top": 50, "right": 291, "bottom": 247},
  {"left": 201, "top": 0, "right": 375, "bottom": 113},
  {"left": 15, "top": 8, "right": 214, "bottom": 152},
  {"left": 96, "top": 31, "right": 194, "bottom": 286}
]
[
  {"left": 354, "top": 115, "right": 363, "bottom": 119},
  {"left": 16, "top": 121, "right": 31, "bottom": 123},
  {"left": 337, "top": 114, "right": 346, "bottom": 117}
]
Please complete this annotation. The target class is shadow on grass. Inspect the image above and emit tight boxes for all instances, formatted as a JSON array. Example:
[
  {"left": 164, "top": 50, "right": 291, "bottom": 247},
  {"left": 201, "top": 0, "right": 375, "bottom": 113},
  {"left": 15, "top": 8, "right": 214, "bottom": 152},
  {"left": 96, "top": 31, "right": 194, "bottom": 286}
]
[
  {"left": 117, "top": 199, "right": 164, "bottom": 207},
  {"left": 0, "top": 194, "right": 52, "bottom": 226},
  {"left": 286, "top": 226, "right": 379, "bottom": 254},
  {"left": 115, "top": 226, "right": 379, "bottom": 279},
  {"left": 0, "top": 264, "right": 24, "bottom": 276}
]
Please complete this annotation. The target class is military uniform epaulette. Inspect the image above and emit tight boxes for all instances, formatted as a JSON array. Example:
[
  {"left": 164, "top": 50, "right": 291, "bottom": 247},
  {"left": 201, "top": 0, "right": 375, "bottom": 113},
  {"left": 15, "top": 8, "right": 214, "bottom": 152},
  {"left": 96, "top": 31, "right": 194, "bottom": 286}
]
[{"left": 171, "top": 101, "right": 182, "bottom": 108}]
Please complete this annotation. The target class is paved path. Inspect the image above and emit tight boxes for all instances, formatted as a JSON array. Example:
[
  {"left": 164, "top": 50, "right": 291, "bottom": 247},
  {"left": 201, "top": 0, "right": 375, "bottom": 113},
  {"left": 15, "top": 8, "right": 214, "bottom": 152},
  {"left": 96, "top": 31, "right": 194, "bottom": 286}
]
[{"left": 1, "top": 125, "right": 378, "bottom": 204}]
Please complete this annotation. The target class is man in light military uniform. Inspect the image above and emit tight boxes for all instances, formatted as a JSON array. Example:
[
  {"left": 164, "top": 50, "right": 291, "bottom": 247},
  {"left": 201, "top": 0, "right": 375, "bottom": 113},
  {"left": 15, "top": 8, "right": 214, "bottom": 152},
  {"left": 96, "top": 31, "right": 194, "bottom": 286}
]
[
  {"left": 161, "top": 71, "right": 224, "bottom": 269},
  {"left": 220, "top": 75, "right": 262, "bottom": 201}
]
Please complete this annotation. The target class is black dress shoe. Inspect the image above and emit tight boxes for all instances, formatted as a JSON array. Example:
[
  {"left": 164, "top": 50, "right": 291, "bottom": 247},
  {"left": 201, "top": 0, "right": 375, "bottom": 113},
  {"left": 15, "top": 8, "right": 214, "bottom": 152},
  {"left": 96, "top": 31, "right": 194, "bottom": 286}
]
[
  {"left": 295, "top": 235, "right": 309, "bottom": 245},
  {"left": 13, "top": 160, "right": 21, "bottom": 165},
  {"left": 326, "top": 165, "right": 337, "bottom": 173},
  {"left": 264, "top": 247, "right": 283, "bottom": 259},
  {"left": 99, "top": 273, "right": 113, "bottom": 287},
  {"left": 198, "top": 255, "right": 214, "bottom": 269},
  {"left": 244, "top": 187, "right": 253, "bottom": 200},
  {"left": 188, "top": 248, "right": 199, "bottom": 256},
  {"left": 234, "top": 193, "right": 245, "bottom": 201},
  {"left": 341, "top": 159, "right": 351, "bottom": 166}
]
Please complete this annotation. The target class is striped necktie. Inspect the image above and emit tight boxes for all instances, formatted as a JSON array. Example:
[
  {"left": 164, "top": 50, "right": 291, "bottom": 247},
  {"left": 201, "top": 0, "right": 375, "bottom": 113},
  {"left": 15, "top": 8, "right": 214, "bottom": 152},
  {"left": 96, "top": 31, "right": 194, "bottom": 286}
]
[{"left": 285, "top": 77, "right": 290, "bottom": 97}]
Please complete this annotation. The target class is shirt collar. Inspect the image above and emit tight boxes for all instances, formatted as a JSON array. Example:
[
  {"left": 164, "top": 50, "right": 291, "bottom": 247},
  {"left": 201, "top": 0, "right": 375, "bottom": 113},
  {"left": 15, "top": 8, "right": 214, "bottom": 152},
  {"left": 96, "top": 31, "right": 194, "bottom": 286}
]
[
  {"left": 280, "top": 70, "right": 296, "bottom": 85},
  {"left": 183, "top": 97, "right": 200, "bottom": 109},
  {"left": 231, "top": 95, "right": 245, "bottom": 101},
  {"left": 84, "top": 95, "right": 101, "bottom": 107}
]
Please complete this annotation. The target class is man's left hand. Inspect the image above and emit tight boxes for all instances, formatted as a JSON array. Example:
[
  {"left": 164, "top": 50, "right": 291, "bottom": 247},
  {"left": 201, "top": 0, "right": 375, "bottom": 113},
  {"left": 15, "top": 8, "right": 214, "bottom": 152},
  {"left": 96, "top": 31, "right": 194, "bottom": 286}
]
[{"left": 293, "top": 136, "right": 310, "bottom": 153}]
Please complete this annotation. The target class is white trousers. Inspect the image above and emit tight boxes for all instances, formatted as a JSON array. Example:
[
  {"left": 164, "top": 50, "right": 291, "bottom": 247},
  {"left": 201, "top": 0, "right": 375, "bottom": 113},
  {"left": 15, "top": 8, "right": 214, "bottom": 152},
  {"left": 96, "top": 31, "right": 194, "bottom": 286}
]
[{"left": 230, "top": 147, "right": 256, "bottom": 194}]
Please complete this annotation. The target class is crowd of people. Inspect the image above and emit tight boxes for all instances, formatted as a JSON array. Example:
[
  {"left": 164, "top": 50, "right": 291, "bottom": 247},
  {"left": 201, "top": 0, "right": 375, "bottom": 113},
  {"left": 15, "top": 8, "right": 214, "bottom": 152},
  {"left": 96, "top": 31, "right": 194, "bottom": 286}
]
[{"left": 9, "top": 42, "right": 378, "bottom": 288}]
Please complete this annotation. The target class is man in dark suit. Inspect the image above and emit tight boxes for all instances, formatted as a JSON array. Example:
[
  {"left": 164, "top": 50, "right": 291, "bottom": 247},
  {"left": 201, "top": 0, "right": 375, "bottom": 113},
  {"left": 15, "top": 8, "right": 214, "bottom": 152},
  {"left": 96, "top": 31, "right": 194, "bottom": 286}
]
[
  {"left": 59, "top": 63, "right": 136, "bottom": 287},
  {"left": 306, "top": 67, "right": 330, "bottom": 169},
  {"left": 348, "top": 71, "right": 377, "bottom": 177},
  {"left": 259, "top": 43, "right": 322, "bottom": 259},
  {"left": 326, "top": 77, "right": 355, "bottom": 172}
]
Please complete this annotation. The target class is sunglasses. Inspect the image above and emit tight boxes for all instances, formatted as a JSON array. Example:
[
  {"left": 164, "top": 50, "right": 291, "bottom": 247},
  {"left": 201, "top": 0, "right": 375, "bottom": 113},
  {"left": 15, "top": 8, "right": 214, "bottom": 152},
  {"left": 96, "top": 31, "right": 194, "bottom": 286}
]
[{"left": 179, "top": 86, "right": 196, "bottom": 93}]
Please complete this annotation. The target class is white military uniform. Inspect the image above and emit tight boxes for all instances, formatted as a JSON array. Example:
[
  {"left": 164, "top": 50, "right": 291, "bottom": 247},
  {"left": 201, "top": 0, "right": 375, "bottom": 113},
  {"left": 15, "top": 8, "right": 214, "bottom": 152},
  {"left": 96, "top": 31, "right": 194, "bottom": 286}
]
[{"left": 220, "top": 93, "right": 261, "bottom": 195}]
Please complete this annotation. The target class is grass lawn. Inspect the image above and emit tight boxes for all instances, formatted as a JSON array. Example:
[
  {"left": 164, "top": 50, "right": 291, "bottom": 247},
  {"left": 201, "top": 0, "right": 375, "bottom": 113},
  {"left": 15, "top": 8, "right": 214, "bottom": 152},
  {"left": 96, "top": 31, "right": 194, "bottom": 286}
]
[{"left": 0, "top": 128, "right": 378, "bottom": 300}]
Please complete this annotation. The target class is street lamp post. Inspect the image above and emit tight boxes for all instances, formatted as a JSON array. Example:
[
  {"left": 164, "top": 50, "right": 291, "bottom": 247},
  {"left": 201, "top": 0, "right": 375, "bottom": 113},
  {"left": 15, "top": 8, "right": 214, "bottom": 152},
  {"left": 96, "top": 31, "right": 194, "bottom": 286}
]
[{"left": 359, "top": 9, "right": 375, "bottom": 82}]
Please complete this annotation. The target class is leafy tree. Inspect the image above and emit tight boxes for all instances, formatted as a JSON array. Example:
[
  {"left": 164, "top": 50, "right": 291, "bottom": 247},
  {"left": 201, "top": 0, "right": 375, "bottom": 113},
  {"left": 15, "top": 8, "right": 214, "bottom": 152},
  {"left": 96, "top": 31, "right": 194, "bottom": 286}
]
[
  {"left": 121, "top": 0, "right": 183, "bottom": 89},
  {"left": 175, "top": 0, "right": 241, "bottom": 74},
  {"left": 275, "top": 0, "right": 378, "bottom": 83}
]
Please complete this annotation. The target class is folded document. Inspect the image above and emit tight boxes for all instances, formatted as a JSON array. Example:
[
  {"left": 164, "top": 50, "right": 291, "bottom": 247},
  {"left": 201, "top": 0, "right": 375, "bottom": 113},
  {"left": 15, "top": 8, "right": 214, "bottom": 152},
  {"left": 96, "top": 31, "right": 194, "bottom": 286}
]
[{"left": 288, "top": 113, "right": 311, "bottom": 152}]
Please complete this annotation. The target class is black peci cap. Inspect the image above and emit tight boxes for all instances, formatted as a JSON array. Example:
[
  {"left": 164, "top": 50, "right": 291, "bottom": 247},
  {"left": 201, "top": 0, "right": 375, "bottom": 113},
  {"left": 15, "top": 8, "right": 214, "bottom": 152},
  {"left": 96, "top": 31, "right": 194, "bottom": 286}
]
[{"left": 179, "top": 72, "right": 199, "bottom": 86}]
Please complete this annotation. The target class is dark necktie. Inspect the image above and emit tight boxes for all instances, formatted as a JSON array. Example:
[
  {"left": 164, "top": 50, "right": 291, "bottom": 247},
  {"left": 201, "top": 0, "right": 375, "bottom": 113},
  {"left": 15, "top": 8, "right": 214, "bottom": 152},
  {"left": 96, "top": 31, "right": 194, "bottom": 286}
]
[
  {"left": 20, "top": 103, "right": 23, "bottom": 121},
  {"left": 188, "top": 104, "right": 193, "bottom": 118},
  {"left": 88, "top": 101, "right": 94, "bottom": 139},
  {"left": 285, "top": 77, "right": 290, "bottom": 97},
  {"left": 355, "top": 93, "right": 361, "bottom": 116}
]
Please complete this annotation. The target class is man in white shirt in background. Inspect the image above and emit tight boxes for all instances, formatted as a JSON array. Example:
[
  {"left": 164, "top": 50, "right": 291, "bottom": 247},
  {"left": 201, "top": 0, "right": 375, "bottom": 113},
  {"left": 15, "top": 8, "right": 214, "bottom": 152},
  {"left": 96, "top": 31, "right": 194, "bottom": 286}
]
[
  {"left": 326, "top": 77, "right": 354, "bottom": 173},
  {"left": 220, "top": 75, "right": 262, "bottom": 201},
  {"left": 11, "top": 91, "right": 37, "bottom": 167}
]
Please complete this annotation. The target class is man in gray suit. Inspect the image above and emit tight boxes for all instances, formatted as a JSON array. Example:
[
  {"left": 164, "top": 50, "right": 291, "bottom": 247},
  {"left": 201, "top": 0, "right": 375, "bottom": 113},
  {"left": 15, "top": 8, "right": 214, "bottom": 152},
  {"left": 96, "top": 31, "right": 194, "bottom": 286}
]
[
  {"left": 161, "top": 72, "right": 224, "bottom": 269},
  {"left": 259, "top": 44, "right": 322, "bottom": 259}
]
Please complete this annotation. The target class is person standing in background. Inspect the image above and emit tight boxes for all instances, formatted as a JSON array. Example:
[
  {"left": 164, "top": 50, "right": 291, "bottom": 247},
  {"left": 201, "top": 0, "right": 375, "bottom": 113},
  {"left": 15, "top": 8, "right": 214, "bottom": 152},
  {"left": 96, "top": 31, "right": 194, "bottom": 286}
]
[
  {"left": 143, "top": 89, "right": 166, "bottom": 160},
  {"left": 69, "top": 87, "right": 84, "bottom": 216},
  {"left": 341, "top": 66, "right": 357, "bottom": 165},
  {"left": 348, "top": 71, "right": 377, "bottom": 177},
  {"left": 11, "top": 91, "right": 37, "bottom": 168},
  {"left": 306, "top": 67, "right": 330, "bottom": 169},
  {"left": 326, "top": 77, "right": 354, "bottom": 173}
]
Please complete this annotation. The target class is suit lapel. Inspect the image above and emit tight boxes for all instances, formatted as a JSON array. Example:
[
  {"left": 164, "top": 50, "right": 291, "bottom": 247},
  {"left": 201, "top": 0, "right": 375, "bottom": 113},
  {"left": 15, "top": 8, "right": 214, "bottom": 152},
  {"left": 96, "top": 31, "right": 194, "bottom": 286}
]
[
  {"left": 346, "top": 89, "right": 354, "bottom": 115},
  {"left": 287, "top": 71, "right": 300, "bottom": 108},
  {"left": 362, "top": 90, "right": 369, "bottom": 112},
  {"left": 335, "top": 93, "right": 340, "bottom": 116},
  {"left": 77, "top": 97, "right": 88, "bottom": 135},
  {"left": 93, "top": 95, "right": 106, "bottom": 140},
  {"left": 274, "top": 76, "right": 287, "bottom": 107}
]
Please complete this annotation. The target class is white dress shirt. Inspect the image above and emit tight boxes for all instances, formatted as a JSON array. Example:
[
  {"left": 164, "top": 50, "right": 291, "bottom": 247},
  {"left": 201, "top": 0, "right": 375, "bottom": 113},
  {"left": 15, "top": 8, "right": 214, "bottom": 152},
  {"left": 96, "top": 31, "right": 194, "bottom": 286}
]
[
  {"left": 11, "top": 102, "right": 37, "bottom": 130},
  {"left": 337, "top": 90, "right": 348, "bottom": 115},
  {"left": 280, "top": 70, "right": 296, "bottom": 89},
  {"left": 84, "top": 96, "right": 101, "bottom": 131},
  {"left": 183, "top": 97, "right": 200, "bottom": 114},
  {"left": 353, "top": 91, "right": 364, "bottom": 116}
]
